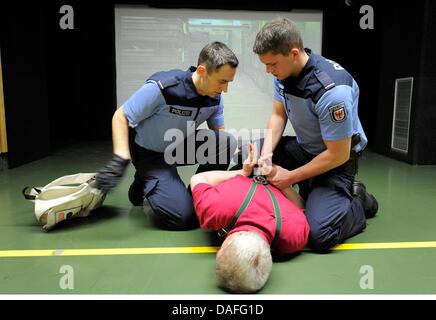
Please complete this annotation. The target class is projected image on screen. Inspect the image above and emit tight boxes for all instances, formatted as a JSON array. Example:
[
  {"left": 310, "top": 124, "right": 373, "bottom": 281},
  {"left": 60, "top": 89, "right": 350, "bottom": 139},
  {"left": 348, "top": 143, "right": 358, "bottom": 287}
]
[{"left": 115, "top": 7, "right": 322, "bottom": 133}]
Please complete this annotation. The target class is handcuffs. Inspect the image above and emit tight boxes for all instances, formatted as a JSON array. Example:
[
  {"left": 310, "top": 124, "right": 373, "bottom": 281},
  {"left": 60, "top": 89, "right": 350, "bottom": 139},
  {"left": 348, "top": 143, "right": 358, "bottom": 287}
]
[{"left": 253, "top": 175, "right": 269, "bottom": 185}]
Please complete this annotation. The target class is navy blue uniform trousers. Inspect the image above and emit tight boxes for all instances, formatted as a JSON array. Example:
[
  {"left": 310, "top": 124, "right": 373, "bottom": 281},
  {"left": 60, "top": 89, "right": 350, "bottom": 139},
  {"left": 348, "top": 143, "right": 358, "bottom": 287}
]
[
  {"left": 131, "top": 129, "right": 237, "bottom": 230},
  {"left": 272, "top": 136, "right": 367, "bottom": 251}
]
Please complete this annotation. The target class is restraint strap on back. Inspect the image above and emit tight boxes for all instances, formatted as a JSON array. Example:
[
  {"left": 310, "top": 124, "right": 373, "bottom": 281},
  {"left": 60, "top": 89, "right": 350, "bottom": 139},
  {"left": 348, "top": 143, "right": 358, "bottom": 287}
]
[
  {"left": 218, "top": 176, "right": 282, "bottom": 249},
  {"left": 264, "top": 184, "right": 282, "bottom": 248},
  {"left": 218, "top": 182, "right": 258, "bottom": 237}
]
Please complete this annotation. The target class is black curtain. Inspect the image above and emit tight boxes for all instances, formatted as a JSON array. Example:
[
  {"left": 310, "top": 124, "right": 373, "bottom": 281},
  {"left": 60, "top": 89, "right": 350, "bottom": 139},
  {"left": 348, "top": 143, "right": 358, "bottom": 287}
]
[
  {"left": 374, "top": 0, "right": 436, "bottom": 164},
  {"left": 1, "top": 0, "right": 51, "bottom": 168}
]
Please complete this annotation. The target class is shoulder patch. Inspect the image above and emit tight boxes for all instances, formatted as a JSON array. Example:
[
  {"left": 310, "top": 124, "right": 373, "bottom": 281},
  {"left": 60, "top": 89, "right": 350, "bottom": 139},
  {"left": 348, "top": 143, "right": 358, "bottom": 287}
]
[
  {"left": 314, "top": 69, "right": 336, "bottom": 90},
  {"left": 329, "top": 102, "right": 347, "bottom": 123}
]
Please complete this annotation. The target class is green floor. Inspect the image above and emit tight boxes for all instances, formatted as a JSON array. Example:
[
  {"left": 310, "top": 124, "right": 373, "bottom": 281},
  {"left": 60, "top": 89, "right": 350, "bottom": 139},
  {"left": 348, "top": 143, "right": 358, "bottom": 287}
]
[{"left": 1, "top": 141, "right": 436, "bottom": 295}]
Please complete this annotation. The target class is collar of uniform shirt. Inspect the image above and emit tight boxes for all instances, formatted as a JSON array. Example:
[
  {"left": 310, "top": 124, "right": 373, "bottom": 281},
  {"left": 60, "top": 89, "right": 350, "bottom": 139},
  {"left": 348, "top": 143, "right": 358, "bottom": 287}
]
[
  {"left": 184, "top": 66, "right": 220, "bottom": 104},
  {"left": 184, "top": 66, "right": 201, "bottom": 99},
  {"left": 280, "top": 48, "right": 315, "bottom": 92}
]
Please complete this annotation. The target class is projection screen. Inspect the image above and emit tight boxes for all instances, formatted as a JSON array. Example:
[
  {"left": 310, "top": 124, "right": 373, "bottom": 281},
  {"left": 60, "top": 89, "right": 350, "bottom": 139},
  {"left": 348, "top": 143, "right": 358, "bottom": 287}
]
[{"left": 115, "top": 6, "right": 323, "bottom": 134}]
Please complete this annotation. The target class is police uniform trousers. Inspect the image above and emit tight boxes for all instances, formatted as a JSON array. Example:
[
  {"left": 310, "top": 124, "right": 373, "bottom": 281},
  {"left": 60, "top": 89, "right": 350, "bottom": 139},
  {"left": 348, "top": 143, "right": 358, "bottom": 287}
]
[
  {"left": 131, "top": 129, "right": 237, "bottom": 230},
  {"left": 273, "top": 136, "right": 367, "bottom": 251}
]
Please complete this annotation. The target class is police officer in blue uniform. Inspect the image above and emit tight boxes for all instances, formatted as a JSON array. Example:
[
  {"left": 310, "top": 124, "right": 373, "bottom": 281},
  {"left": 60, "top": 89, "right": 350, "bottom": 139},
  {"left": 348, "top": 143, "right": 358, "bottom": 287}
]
[
  {"left": 96, "top": 42, "right": 239, "bottom": 230},
  {"left": 252, "top": 18, "right": 378, "bottom": 251}
]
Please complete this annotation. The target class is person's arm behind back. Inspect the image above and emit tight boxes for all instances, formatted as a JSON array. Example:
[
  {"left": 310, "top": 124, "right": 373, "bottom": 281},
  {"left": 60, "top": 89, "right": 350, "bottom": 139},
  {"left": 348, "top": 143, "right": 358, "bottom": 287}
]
[
  {"left": 190, "top": 143, "right": 257, "bottom": 189},
  {"left": 280, "top": 187, "right": 304, "bottom": 209},
  {"left": 190, "top": 170, "right": 244, "bottom": 189}
]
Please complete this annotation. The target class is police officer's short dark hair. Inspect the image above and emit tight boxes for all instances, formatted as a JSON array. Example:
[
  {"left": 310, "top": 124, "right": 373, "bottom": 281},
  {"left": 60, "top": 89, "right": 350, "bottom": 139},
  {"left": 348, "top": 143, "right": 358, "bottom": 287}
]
[
  {"left": 198, "top": 42, "right": 239, "bottom": 74},
  {"left": 253, "top": 18, "right": 304, "bottom": 55}
]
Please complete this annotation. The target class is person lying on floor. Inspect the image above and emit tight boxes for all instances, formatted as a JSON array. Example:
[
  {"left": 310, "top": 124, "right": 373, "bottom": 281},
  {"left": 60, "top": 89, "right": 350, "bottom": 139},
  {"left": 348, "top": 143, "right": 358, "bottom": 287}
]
[{"left": 190, "top": 144, "right": 309, "bottom": 293}]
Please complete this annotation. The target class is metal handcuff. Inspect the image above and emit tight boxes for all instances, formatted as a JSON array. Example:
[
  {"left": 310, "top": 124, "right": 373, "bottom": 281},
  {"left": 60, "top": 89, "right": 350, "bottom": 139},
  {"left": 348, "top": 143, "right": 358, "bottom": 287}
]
[{"left": 253, "top": 175, "right": 269, "bottom": 185}]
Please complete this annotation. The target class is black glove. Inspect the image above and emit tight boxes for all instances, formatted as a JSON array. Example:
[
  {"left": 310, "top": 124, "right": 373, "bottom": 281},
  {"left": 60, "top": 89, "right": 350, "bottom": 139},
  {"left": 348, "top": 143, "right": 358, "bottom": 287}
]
[{"left": 95, "top": 154, "right": 130, "bottom": 193}]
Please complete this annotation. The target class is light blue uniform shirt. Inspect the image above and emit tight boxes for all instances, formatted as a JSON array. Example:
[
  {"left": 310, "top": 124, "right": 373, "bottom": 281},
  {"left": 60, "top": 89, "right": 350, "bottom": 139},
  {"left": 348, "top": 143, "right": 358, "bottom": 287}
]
[
  {"left": 123, "top": 67, "right": 224, "bottom": 153},
  {"left": 273, "top": 49, "right": 367, "bottom": 155}
]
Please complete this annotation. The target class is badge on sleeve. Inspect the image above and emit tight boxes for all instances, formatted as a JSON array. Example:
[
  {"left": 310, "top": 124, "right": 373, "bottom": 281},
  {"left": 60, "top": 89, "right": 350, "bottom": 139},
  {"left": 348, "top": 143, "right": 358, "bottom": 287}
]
[{"left": 329, "top": 102, "right": 347, "bottom": 123}]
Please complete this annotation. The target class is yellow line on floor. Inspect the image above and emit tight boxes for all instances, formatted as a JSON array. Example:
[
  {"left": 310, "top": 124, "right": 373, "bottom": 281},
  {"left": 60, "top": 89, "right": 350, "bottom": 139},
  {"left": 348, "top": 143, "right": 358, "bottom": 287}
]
[
  {"left": 1, "top": 241, "right": 436, "bottom": 258},
  {"left": 0, "top": 246, "right": 220, "bottom": 258},
  {"left": 333, "top": 241, "right": 436, "bottom": 250}
]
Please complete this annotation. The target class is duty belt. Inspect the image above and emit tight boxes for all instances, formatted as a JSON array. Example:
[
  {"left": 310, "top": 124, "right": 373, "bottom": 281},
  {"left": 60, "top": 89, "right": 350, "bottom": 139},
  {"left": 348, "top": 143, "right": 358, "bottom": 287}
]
[{"left": 334, "top": 133, "right": 362, "bottom": 176}]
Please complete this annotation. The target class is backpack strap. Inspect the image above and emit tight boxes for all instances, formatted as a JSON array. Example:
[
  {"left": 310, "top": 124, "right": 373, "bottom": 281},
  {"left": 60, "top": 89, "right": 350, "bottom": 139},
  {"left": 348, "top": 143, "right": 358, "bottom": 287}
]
[{"left": 22, "top": 186, "right": 41, "bottom": 201}]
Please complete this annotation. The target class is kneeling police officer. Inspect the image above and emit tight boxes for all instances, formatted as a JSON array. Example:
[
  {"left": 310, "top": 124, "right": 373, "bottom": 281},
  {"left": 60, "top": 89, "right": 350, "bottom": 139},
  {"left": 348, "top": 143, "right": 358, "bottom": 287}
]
[{"left": 96, "top": 42, "right": 239, "bottom": 230}]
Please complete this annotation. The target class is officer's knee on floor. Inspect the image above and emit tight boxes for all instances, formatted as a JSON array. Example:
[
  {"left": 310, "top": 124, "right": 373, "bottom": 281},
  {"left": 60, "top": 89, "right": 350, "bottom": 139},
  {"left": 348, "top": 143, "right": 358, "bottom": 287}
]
[
  {"left": 151, "top": 205, "right": 197, "bottom": 230},
  {"left": 307, "top": 228, "right": 337, "bottom": 252}
]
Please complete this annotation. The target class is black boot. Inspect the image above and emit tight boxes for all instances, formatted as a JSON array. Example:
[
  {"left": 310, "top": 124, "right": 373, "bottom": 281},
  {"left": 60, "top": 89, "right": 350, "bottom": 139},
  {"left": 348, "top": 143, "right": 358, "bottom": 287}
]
[
  {"left": 353, "top": 181, "right": 379, "bottom": 219},
  {"left": 128, "top": 176, "right": 145, "bottom": 206}
]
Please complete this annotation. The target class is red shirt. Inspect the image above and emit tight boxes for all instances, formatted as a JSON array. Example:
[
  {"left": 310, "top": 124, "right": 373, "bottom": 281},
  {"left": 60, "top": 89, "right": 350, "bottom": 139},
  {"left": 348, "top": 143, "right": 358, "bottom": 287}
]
[{"left": 192, "top": 175, "right": 310, "bottom": 255}]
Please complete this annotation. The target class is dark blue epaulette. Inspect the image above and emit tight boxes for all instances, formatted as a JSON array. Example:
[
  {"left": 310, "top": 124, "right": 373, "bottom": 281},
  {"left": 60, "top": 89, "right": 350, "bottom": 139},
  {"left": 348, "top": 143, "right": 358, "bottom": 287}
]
[
  {"left": 150, "top": 76, "right": 179, "bottom": 90},
  {"left": 314, "top": 69, "right": 336, "bottom": 91}
]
